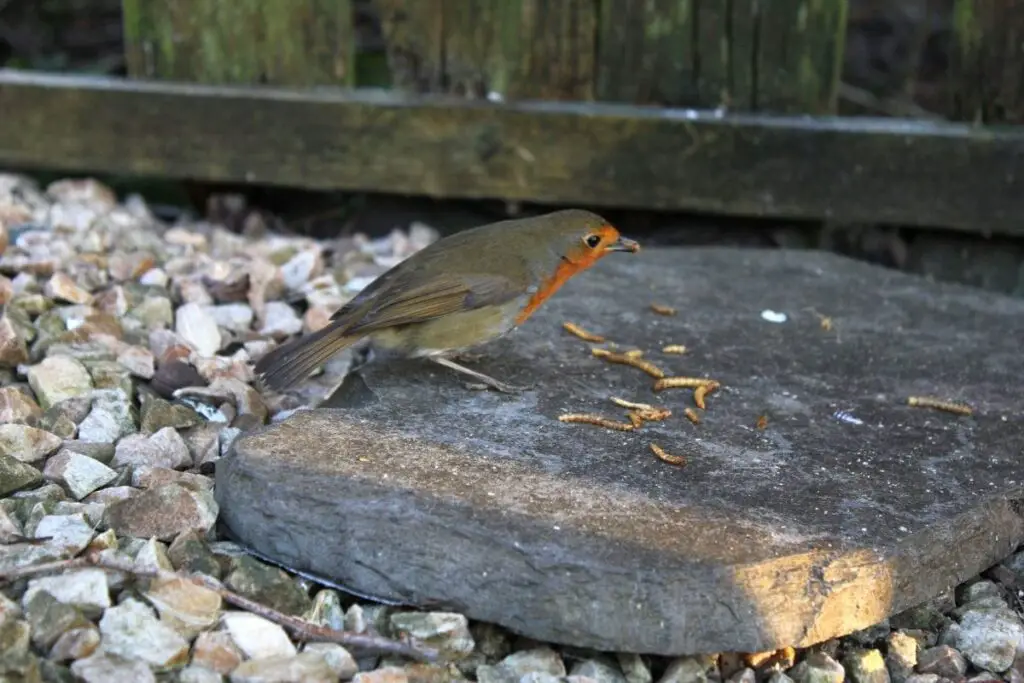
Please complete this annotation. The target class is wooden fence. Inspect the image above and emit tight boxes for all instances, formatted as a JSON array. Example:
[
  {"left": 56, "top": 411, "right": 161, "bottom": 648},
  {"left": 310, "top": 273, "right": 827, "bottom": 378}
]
[{"left": 0, "top": 0, "right": 1022, "bottom": 234}]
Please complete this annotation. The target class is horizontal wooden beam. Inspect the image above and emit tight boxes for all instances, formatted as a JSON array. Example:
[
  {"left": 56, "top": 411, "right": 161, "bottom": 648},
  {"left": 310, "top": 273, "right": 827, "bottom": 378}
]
[{"left": 0, "top": 69, "right": 1022, "bottom": 234}]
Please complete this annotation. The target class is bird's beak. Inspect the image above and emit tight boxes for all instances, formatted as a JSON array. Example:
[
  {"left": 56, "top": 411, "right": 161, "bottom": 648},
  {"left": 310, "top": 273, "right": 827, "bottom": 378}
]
[{"left": 606, "top": 236, "right": 640, "bottom": 253}]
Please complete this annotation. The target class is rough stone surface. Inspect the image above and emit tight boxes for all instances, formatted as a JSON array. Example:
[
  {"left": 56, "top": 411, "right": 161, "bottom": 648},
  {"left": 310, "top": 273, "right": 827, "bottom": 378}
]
[{"left": 218, "top": 249, "right": 1024, "bottom": 655}]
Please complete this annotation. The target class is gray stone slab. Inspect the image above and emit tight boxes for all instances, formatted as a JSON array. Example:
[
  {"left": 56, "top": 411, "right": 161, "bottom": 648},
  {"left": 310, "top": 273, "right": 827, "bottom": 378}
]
[{"left": 216, "top": 247, "right": 1024, "bottom": 656}]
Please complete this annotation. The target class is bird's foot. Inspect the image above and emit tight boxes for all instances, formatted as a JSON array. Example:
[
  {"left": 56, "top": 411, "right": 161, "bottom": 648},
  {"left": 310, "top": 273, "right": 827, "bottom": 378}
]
[{"left": 430, "top": 357, "right": 526, "bottom": 394}]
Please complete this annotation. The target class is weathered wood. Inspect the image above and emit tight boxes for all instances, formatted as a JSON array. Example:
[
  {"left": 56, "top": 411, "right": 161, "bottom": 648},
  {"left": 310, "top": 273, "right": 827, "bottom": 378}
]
[
  {"left": 949, "top": 0, "right": 1024, "bottom": 123},
  {"left": 1, "top": 70, "right": 1023, "bottom": 234},
  {"left": 595, "top": 0, "right": 697, "bottom": 106},
  {"left": 757, "top": 0, "right": 849, "bottom": 113},
  {"left": 376, "top": 0, "right": 597, "bottom": 100},
  {"left": 594, "top": 1, "right": 846, "bottom": 112},
  {"left": 121, "top": 0, "right": 355, "bottom": 86}
]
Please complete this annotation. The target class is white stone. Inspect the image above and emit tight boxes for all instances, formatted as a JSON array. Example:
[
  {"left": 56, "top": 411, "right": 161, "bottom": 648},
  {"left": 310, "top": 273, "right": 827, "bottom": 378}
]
[
  {"left": 222, "top": 611, "right": 297, "bottom": 659},
  {"left": 23, "top": 567, "right": 110, "bottom": 618},
  {"left": 208, "top": 303, "right": 255, "bottom": 334},
  {"left": 175, "top": 302, "right": 222, "bottom": 357},
  {"left": 259, "top": 302, "right": 302, "bottom": 338},
  {"left": 98, "top": 596, "right": 190, "bottom": 668},
  {"left": 42, "top": 450, "right": 118, "bottom": 500}
]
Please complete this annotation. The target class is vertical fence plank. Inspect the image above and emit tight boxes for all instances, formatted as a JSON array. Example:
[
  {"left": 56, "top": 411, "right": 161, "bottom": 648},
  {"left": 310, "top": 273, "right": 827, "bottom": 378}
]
[
  {"left": 376, "top": 0, "right": 597, "bottom": 101},
  {"left": 949, "top": 0, "right": 1024, "bottom": 124},
  {"left": 595, "top": 0, "right": 693, "bottom": 105},
  {"left": 122, "top": 0, "right": 355, "bottom": 86},
  {"left": 756, "top": 0, "right": 849, "bottom": 113}
]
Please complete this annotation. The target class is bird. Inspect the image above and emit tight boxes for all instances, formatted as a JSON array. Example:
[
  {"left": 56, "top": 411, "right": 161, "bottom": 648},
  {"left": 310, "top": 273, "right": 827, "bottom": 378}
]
[{"left": 253, "top": 208, "right": 640, "bottom": 394}]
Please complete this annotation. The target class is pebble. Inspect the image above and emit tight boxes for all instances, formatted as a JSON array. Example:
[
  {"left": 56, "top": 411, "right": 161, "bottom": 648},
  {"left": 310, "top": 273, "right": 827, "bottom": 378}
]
[
  {"left": 0, "top": 314, "right": 29, "bottom": 366},
  {"left": 176, "top": 302, "right": 223, "bottom": 357},
  {"left": 111, "top": 426, "right": 192, "bottom": 469},
  {"left": 222, "top": 611, "right": 297, "bottom": 659},
  {"left": 23, "top": 568, "right": 111, "bottom": 619},
  {"left": 144, "top": 575, "right": 222, "bottom": 639},
  {"left": 208, "top": 303, "right": 255, "bottom": 334},
  {"left": 77, "top": 389, "right": 136, "bottom": 443},
  {"left": 71, "top": 653, "right": 158, "bottom": 683},
  {"left": 180, "top": 665, "right": 226, "bottom": 683},
  {"left": 477, "top": 647, "right": 566, "bottom": 682},
  {"left": 106, "top": 483, "right": 218, "bottom": 541},
  {"left": 116, "top": 344, "right": 155, "bottom": 379},
  {"left": 844, "top": 649, "right": 889, "bottom": 683},
  {"left": 97, "top": 596, "right": 190, "bottom": 668},
  {"left": 0, "top": 452, "right": 43, "bottom": 496},
  {"left": 390, "top": 611, "right": 475, "bottom": 658},
  {"left": 914, "top": 645, "right": 966, "bottom": 678},
  {"left": 885, "top": 631, "right": 918, "bottom": 683},
  {"left": 0, "top": 424, "right": 61, "bottom": 463},
  {"left": 571, "top": 658, "right": 628, "bottom": 683},
  {"left": 44, "top": 272, "right": 93, "bottom": 304},
  {"left": 0, "top": 387, "right": 42, "bottom": 424},
  {"left": 192, "top": 630, "right": 244, "bottom": 674},
  {"left": 955, "top": 606, "right": 1024, "bottom": 673},
  {"left": 259, "top": 301, "right": 303, "bottom": 338},
  {"left": 27, "top": 355, "right": 93, "bottom": 409},
  {"left": 302, "top": 642, "right": 359, "bottom": 679},
  {"left": 229, "top": 652, "right": 338, "bottom": 683},
  {"left": 788, "top": 652, "right": 845, "bottom": 683},
  {"left": 42, "top": 449, "right": 118, "bottom": 499}
]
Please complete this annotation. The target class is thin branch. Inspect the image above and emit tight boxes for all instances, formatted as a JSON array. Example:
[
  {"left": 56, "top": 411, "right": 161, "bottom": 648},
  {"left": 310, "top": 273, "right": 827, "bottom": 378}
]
[{"left": 0, "top": 551, "right": 439, "bottom": 663}]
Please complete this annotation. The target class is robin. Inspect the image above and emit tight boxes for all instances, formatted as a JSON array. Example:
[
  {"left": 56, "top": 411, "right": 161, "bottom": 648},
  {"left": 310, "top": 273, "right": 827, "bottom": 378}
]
[{"left": 253, "top": 208, "right": 640, "bottom": 394}]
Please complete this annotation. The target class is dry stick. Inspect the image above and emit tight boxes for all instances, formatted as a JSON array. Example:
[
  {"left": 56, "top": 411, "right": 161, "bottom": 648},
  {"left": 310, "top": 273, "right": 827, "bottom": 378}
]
[{"left": 0, "top": 551, "right": 439, "bottom": 663}]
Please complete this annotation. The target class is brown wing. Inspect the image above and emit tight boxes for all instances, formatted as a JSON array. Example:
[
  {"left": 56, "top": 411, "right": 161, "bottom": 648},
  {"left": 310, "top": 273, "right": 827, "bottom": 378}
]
[{"left": 336, "top": 272, "right": 523, "bottom": 335}]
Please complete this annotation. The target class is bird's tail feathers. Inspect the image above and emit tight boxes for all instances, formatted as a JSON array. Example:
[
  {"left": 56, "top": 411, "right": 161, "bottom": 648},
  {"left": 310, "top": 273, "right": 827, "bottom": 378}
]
[{"left": 253, "top": 320, "right": 363, "bottom": 392}]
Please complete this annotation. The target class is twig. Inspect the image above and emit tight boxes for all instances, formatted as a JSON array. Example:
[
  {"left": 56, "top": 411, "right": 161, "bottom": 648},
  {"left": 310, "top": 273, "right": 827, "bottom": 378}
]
[{"left": 0, "top": 552, "right": 439, "bottom": 662}]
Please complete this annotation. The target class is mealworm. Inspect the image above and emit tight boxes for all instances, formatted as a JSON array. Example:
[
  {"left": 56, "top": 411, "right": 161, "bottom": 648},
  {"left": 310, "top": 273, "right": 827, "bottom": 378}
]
[
  {"left": 756, "top": 415, "right": 768, "bottom": 430},
  {"left": 653, "top": 377, "right": 720, "bottom": 391},
  {"left": 684, "top": 408, "right": 701, "bottom": 424},
  {"left": 907, "top": 396, "right": 973, "bottom": 416},
  {"left": 591, "top": 348, "right": 666, "bottom": 379},
  {"left": 610, "top": 397, "right": 656, "bottom": 411},
  {"left": 650, "top": 443, "right": 687, "bottom": 466},
  {"left": 558, "top": 413, "right": 636, "bottom": 431},
  {"left": 562, "top": 321, "right": 605, "bottom": 343},
  {"left": 694, "top": 382, "right": 718, "bottom": 410},
  {"left": 650, "top": 303, "right": 677, "bottom": 316},
  {"left": 662, "top": 345, "right": 688, "bottom": 354}
]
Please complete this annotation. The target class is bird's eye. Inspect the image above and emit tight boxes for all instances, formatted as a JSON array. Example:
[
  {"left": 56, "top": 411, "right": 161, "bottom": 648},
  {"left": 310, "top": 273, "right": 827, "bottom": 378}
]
[{"left": 584, "top": 234, "right": 601, "bottom": 248}]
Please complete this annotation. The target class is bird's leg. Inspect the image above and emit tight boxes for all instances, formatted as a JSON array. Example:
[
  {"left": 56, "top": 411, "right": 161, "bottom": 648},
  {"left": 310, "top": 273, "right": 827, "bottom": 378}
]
[{"left": 429, "top": 357, "right": 525, "bottom": 394}]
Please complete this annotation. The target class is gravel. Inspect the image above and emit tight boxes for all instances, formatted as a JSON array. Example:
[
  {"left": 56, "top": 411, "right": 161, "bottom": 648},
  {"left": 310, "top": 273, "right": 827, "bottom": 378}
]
[{"left": 1, "top": 171, "right": 1024, "bottom": 681}]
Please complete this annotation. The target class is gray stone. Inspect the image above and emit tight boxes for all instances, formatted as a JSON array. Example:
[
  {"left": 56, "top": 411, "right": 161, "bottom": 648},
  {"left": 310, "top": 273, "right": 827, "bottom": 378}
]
[
  {"left": 0, "top": 452, "right": 42, "bottom": 495},
  {"left": 139, "top": 394, "right": 203, "bottom": 434},
  {"left": 42, "top": 449, "right": 117, "bottom": 500},
  {"left": 477, "top": 647, "right": 565, "bottom": 683},
  {"left": 789, "top": 653, "right": 845, "bottom": 683},
  {"left": 224, "top": 555, "right": 311, "bottom": 616},
  {"left": 389, "top": 611, "right": 474, "bottom": 659},
  {"left": 955, "top": 607, "right": 1024, "bottom": 673},
  {"left": 70, "top": 653, "right": 157, "bottom": 683},
  {"left": 658, "top": 656, "right": 717, "bottom": 683},
  {"left": 915, "top": 646, "right": 966, "bottom": 678},
  {"left": 301, "top": 643, "right": 357, "bottom": 680},
  {"left": 77, "top": 389, "right": 136, "bottom": 443},
  {"left": 571, "top": 659, "right": 628, "bottom": 683},
  {"left": 23, "top": 568, "right": 110, "bottom": 619},
  {"left": 216, "top": 248, "right": 1024, "bottom": 655}
]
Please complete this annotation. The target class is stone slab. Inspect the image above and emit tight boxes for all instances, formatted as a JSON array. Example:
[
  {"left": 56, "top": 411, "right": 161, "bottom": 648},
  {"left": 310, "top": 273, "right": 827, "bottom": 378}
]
[{"left": 216, "top": 247, "right": 1024, "bottom": 655}]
